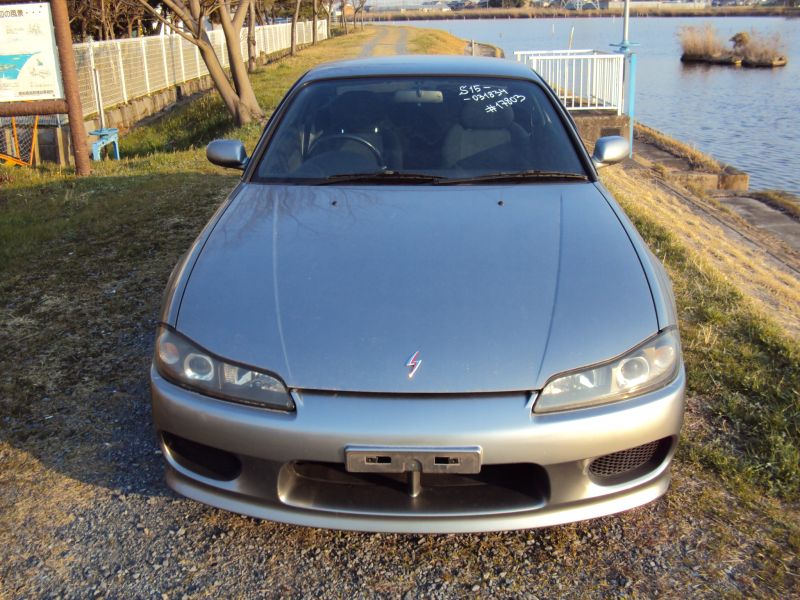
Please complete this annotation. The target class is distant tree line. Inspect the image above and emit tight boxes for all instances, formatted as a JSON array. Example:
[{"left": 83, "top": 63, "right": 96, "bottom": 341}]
[{"left": 65, "top": 0, "right": 357, "bottom": 43}]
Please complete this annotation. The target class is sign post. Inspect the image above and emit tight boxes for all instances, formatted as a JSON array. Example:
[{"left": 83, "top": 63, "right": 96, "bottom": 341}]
[{"left": 0, "top": 0, "right": 90, "bottom": 175}]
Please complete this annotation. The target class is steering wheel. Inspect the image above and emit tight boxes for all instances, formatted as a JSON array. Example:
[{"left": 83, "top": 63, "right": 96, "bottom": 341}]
[{"left": 308, "top": 134, "right": 385, "bottom": 167}]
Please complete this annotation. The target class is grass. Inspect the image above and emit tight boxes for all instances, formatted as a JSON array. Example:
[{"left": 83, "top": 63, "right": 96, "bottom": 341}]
[
  {"left": 603, "top": 167, "right": 800, "bottom": 499},
  {"left": 679, "top": 25, "right": 787, "bottom": 66},
  {"left": 678, "top": 24, "right": 729, "bottom": 60},
  {"left": 406, "top": 28, "right": 468, "bottom": 55},
  {"left": 751, "top": 190, "right": 800, "bottom": 222},
  {"left": 733, "top": 30, "right": 787, "bottom": 65}
]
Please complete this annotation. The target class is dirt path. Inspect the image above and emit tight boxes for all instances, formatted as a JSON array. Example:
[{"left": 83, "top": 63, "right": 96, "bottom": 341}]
[{"left": 359, "top": 26, "right": 409, "bottom": 57}]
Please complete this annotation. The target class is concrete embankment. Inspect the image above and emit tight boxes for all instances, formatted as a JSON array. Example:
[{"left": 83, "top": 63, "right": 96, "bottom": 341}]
[{"left": 628, "top": 124, "right": 800, "bottom": 256}]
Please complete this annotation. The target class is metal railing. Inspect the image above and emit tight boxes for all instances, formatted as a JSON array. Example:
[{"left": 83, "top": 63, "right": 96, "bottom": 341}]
[
  {"left": 72, "top": 21, "right": 327, "bottom": 118},
  {"left": 514, "top": 50, "right": 625, "bottom": 115}
]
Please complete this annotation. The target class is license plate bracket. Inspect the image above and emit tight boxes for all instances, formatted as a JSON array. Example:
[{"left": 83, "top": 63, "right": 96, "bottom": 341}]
[{"left": 345, "top": 445, "right": 482, "bottom": 475}]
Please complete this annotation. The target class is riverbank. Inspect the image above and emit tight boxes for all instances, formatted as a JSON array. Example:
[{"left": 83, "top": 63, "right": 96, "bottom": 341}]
[
  {"left": 631, "top": 122, "right": 800, "bottom": 253},
  {"left": 368, "top": 6, "right": 800, "bottom": 22},
  {"left": 0, "top": 25, "right": 797, "bottom": 598}
]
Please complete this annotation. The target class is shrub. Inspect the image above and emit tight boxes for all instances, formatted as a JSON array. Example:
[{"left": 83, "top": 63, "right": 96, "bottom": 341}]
[
  {"left": 679, "top": 25, "right": 727, "bottom": 59},
  {"left": 738, "top": 31, "right": 786, "bottom": 64}
]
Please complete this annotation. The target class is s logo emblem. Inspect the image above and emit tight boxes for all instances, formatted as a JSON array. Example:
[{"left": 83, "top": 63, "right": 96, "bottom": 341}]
[{"left": 406, "top": 351, "right": 421, "bottom": 379}]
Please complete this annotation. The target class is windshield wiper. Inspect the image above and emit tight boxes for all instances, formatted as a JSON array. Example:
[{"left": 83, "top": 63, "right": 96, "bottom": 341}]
[
  {"left": 316, "top": 171, "right": 445, "bottom": 185},
  {"left": 438, "top": 170, "right": 589, "bottom": 185}
]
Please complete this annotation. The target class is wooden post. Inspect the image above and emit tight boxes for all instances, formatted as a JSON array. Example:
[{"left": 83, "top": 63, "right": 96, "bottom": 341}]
[
  {"left": 0, "top": 0, "right": 91, "bottom": 175},
  {"left": 50, "top": 0, "right": 90, "bottom": 176}
]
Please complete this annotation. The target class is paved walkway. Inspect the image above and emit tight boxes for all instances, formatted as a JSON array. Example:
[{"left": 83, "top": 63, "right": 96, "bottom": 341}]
[{"left": 358, "top": 26, "right": 409, "bottom": 57}]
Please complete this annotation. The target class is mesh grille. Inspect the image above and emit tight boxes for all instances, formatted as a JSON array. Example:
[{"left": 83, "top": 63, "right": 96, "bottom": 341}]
[{"left": 589, "top": 441, "right": 661, "bottom": 478}]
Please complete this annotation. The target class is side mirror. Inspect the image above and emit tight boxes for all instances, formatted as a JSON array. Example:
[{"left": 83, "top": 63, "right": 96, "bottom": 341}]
[
  {"left": 592, "top": 136, "right": 629, "bottom": 169},
  {"left": 207, "top": 139, "right": 248, "bottom": 170}
]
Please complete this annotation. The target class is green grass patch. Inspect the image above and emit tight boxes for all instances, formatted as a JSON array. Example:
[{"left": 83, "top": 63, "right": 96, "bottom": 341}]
[
  {"left": 1, "top": 30, "right": 379, "bottom": 273},
  {"left": 407, "top": 29, "right": 467, "bottom": 55},
  {"left": 608, "top": 182, "right": 800, "bottom": 499}
]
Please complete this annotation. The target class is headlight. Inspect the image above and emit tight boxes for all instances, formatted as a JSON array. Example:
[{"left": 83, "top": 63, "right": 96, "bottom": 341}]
[
  {"left": 534, "top": 328, "right": 680, "bottom": 414},
  {"left": 154, "top": 326, "right": 295, "bottom": 411}
]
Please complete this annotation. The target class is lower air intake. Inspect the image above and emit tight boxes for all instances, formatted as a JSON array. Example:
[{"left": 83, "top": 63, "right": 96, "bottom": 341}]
[{"left": 589, "top": 438, "right": 671, "bottom": 484}]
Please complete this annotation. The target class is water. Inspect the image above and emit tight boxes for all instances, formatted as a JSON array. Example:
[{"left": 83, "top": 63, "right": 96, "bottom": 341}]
[{"left": 399, "top": 17, "right": 800, "bottom": 194}]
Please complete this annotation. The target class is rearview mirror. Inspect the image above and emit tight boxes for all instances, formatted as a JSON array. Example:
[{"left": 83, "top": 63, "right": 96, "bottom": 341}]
[
  {"left": 207, "top": 139, "right": 248, "bottom": 170},
  {"left": 394, "top": 89, "right": 443, "bottom": 104},
  {"left": 592, "top": 136, "right": 629, "bottom": 169}
]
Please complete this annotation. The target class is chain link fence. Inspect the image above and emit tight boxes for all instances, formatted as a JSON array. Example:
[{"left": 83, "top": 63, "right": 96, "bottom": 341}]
[{"left": 72, "top": 21, "right": 327, "bottom": 119}]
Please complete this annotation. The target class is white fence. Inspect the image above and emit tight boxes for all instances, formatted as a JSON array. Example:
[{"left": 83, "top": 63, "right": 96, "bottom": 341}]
[
  {"left": 514, "top": 50, "right": 625, "bottom": 115},
  {"left": 73, "top": 21, "right": 327, "bottom": 118}
]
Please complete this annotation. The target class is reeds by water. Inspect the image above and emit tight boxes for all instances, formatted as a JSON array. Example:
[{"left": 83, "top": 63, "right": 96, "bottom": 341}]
[{"left": 679, "top": 26, "right": 787, "bottom": 68}]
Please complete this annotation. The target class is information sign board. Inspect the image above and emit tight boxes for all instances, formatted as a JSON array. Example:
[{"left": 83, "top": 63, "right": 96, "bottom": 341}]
[{"left": 0, "top": 3, "right": 64, "bottom": 102}]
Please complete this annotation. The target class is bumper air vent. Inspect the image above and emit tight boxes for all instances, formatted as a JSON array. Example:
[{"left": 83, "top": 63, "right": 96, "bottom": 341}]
[
  {"left": 588, "top": 438, "right": 672, "bottom": 485},
  {"left": 162, "top": 432, "right": 242, "bottom": 481}
]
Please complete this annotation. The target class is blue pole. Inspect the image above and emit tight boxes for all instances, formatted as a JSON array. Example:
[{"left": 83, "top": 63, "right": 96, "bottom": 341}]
[
  {"left": 628, "top": 52, "right": 636, "bottom": 158},
  {"left": 612, "top": 0, "right": 636, "bottom": 158}
]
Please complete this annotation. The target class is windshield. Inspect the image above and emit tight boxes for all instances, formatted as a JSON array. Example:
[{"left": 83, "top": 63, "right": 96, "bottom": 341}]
[{"left": 254, "top": 76, "right": 587, "bottom": 184}]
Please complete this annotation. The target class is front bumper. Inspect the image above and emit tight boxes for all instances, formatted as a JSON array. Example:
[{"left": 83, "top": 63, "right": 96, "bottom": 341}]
[{"left": 151, "top": 366, "right": 686, "bottom": 533}]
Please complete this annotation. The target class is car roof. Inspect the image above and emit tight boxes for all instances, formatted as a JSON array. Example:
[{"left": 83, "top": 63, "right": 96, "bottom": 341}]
[{"left": 300, "top": 55, "right": 542, "bottom": 83}]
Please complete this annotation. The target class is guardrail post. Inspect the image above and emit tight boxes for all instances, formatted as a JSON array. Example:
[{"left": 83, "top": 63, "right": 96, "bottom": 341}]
[
  {"left": 160, "top": 35, "right": 169, "bottom": 90},
  {"left": 88, "top": 40, "right": 100, "bottom": 117},
  {"left": 141, "top": 36, "right": 151, "bottom": 95},
  {"left": 178, "top": 36, "right": 186, "bottom": 83},
  {"left": 116, "top": 43, "right": 128, "bottom": 103}
]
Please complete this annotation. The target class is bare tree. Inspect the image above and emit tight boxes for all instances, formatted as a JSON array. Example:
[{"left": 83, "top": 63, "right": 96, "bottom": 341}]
[
  {"left": 341, "top": 0, "right": 348, "bottom": 34},
  {"left": 352, "top": 0, "right": 365, "bottom": 31},
  {"left": 321, "top": 0, "right": 334, "bottom": 35},
  {"left": 247, "top": 0, "right": 257, "bottom": 71},
  {"left": 68, "top": 0, "right": 92, "bottom": 41},
  {"left": 290, "top": 0, "right": 301, "bottom": 55},
  {"left": 312, "top": 0, "right": 318, "bottom": 45},
  {"left": 134, "top": 0, "right": 265, "bottom": 126}
]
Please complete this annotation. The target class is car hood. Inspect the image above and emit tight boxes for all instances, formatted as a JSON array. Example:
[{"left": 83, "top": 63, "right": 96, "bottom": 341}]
[{"left": 176, "top": 183, "right": 657, "bottom": 393}]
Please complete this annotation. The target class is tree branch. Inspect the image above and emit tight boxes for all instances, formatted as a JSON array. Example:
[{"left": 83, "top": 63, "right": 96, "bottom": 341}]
[{"left": 134, "top": 0, "right": 202, "bottom": 47}]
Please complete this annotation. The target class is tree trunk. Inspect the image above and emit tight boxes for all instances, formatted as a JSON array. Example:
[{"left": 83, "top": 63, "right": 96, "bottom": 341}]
[
  {"left": 135, "top": 0, "right": 264, "bottom": 127},
  {"left": 196, "top": 39, "right": 250, "bottom": 124},
  {"left": 291, "top": 0, "right": 301, "bottom": 56},
  {"left": 312, "top": 0, "right": 318, "bottom": 45},
  {"left": 247, "top": 2, "right": 257, "bottom": 73},
  {"left": 342, "top": 1, "right": 348, "bottom": 35},
  {"left": 218, "top": 3, "right": 266, "bottom": 124}
]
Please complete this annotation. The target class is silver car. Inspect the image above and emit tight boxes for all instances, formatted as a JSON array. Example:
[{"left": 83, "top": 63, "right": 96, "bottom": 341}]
[{"left": 151, "top": 56, "right": 685, "bottom": 533}]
